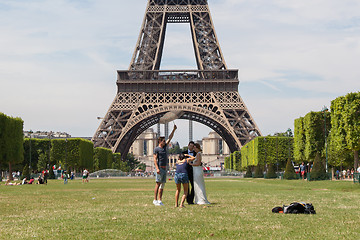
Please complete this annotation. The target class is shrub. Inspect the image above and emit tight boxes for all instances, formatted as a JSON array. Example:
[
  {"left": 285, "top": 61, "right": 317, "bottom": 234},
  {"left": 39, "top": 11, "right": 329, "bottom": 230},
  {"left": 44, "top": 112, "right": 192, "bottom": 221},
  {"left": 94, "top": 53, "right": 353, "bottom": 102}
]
[
  {"left": 253, "top": 163, "right": 264, "bottom": 178},
  {"left": 265, "top": 163, "right": 277, "bottom": 179},
  {"left": 244, "top": 166, "right": 252, "bottom": 178},
  {"left": 310, "top": 152, "right": 328, "bottom": 180},
  {"left": 283, "top": 158, "right": 297, "bottom": 180}
]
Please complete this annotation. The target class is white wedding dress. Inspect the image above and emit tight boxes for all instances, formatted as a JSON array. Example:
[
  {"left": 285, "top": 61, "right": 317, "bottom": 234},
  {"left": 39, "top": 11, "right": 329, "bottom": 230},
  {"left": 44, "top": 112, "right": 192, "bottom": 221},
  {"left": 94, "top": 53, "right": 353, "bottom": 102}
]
[{"left": 192, "top": 153, "right": 210, "bottom": 205}]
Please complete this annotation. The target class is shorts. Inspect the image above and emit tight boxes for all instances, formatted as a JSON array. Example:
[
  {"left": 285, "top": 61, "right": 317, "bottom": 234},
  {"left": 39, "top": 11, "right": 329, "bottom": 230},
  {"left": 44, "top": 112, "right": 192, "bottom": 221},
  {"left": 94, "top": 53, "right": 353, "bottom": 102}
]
[
  {"left": 174, "top": 173, "right": 189, "bottom": 184},
  {"left": 301, "top": 171, "right": 305, "bottom": 176},
  {"left": 82, "top": 175, "right": 87, "bottom": 179},
  {"left": 156, "top": 168, "right": 167, "bottom": 183}
]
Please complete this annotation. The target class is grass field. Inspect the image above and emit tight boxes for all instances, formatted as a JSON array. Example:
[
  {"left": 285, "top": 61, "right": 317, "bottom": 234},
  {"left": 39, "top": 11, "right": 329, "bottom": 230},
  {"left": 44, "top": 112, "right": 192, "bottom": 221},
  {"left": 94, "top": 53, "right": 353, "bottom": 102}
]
[{"left": 1, "top": 177, "right": 360, "bottom": 240}]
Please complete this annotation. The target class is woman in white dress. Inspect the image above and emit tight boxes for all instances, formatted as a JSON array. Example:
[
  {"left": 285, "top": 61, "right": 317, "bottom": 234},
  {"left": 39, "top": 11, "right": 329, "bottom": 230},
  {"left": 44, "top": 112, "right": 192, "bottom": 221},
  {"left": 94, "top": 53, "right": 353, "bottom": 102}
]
[{"left": 187, "top": 143, "right": 210, "bottom": 205}]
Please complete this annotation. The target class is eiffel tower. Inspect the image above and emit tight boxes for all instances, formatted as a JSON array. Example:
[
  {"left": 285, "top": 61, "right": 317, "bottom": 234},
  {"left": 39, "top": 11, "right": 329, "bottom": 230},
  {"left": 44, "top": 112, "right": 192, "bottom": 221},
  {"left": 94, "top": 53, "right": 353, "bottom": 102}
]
[{"left": 92, "top": 0, "right": 262, "bottom": 158}]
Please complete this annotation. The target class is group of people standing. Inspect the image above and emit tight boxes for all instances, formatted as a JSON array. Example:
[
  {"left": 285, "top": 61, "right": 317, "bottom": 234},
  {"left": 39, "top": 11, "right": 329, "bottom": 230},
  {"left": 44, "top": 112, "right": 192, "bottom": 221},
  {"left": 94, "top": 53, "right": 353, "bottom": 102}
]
[{"left": 153, "top": 125, "right": 210, "bottom": 207}]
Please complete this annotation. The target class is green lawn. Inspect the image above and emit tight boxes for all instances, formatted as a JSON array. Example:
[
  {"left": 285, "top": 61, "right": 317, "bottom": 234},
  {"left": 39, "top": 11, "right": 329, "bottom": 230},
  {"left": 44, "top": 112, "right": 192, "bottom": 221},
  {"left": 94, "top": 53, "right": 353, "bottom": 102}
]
[{"left": 1, "top": 178, "right": 359, "bottom": 240}]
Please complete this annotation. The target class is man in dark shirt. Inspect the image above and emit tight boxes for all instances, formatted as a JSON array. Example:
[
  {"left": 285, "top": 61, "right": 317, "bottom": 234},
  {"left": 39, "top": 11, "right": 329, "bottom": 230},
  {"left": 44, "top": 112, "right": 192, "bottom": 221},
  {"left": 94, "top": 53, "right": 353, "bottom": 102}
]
[
  {"left": 183, "top": 141, "right": 195, "bottom": 204},
  {"left": 153, "top": 124, "right": 177, "bottom": 206}
]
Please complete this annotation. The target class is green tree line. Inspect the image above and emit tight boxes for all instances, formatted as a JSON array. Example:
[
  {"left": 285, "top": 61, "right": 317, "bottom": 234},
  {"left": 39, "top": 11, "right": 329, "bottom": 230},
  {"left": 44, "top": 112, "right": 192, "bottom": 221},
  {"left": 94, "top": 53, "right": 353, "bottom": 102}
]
[
  {"left": 224, "top": 92, "right": 359, "bottom": 175},
  {"left": 21, "top": 138, "right": 139, "bottom": 173},
  {"left": 0, "top": 113, "right": 24, "bottom": 180},
  {"left": 294, "top": 92, "right": 360, "bottom": 170}
]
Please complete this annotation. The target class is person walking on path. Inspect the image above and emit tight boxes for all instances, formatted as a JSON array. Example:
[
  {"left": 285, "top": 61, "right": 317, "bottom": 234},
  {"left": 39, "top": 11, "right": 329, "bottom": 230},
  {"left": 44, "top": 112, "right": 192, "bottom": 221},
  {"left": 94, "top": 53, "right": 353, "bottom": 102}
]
[
  {"left": 182, "top": 141, "right": 195, "bottom": 204},
  {"left": 153, "top": 124, "right": 177, "bottom": 206}
]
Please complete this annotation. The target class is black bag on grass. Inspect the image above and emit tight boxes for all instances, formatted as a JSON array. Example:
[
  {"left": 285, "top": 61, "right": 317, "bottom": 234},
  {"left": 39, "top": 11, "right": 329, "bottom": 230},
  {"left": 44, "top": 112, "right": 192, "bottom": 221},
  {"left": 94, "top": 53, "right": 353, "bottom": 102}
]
[{"left": 273, "top": 202, "right": 316, "bottom": 214}]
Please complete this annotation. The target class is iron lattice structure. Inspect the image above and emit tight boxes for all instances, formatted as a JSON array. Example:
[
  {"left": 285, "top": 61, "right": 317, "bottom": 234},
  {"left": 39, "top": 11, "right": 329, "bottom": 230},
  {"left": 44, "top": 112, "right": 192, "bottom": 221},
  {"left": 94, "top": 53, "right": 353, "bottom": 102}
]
[{"left": 92, "top": 0, "right": 261, "bottom": 158}]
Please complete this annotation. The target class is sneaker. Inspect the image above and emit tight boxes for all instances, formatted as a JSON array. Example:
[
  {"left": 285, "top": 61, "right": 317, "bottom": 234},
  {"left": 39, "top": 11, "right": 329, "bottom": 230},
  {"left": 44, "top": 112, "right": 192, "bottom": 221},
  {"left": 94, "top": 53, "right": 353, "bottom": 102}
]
[
  {"left": 158, "top": 200, "right": 164, "bottom": 206},
  {"left": 153, "top": 200, "right": 159, "bottom": 206}
]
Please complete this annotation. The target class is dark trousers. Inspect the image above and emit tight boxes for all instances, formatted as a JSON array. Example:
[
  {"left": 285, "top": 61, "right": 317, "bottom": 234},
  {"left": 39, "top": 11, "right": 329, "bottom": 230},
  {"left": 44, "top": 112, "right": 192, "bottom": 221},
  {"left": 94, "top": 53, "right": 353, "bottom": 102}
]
[{"left": 186, "top": 168, "right": 194, "bottom": 204}]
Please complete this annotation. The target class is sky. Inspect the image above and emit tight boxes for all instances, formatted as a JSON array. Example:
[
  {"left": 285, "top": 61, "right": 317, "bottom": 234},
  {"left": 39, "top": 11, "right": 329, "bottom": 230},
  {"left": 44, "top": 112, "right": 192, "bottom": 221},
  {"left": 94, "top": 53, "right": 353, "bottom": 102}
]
[{"left": 1, "top": 0, "right": 360, "bottom": 147}]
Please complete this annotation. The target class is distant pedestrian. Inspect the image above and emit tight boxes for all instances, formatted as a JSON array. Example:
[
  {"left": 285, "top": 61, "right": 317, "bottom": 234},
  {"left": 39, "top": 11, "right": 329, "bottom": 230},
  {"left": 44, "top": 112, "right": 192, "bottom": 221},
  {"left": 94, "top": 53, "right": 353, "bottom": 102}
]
[
  {"left": 300, "top": 162, "right": 306, "bottom": 180},
  {"left": 43, "top": 169, "right": 48, "bottom": 185},
  {"left": 63, "top": 171, "right": 68, "bottom": 184},
  {"left": 335, "top": 170, "right": 340, "bottom": 180},
  {"left": 83, "top": 169, "right": 89, "bottom": 183}
]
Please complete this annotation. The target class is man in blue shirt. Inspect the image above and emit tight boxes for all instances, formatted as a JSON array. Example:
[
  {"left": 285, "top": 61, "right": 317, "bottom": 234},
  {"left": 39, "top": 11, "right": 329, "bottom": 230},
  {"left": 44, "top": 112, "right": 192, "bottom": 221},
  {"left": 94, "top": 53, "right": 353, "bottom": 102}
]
[{"left": 153, "top": 124, "right": 177, "bottom": 206}]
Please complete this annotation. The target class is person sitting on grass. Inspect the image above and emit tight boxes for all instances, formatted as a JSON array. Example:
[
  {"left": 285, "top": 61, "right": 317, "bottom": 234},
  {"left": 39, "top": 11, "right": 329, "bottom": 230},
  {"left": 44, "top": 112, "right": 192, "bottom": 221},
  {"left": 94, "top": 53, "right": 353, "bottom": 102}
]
[
  {"left": 174, "top": 153, "right": 191, "bottom": 208},
  {"left": 37, "top": 175, "right": 44, "bottom": 184},
  {"left": 28, "top": 178, "right": 35, "bottom": 185},
  {"left": 5, "top": 179, "right": 20, "bottom": 185},
  {"left": 21, "top": 178, "right": 28, "bottom": 185}
]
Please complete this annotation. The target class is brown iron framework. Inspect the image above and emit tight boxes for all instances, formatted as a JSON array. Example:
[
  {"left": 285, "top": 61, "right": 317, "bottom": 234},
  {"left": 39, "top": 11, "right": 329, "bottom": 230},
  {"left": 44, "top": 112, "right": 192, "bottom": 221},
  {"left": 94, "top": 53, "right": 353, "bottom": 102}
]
[{"left": 92, "top": 0, "right": 261, "bottom": 158}]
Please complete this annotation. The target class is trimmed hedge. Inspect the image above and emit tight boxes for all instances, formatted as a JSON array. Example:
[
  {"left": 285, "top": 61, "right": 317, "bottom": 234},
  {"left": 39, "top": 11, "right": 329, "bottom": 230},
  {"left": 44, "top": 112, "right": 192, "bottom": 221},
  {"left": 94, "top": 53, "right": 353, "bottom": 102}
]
[{"left": 241, "top": 136, "right": 293, "bottom": 169}]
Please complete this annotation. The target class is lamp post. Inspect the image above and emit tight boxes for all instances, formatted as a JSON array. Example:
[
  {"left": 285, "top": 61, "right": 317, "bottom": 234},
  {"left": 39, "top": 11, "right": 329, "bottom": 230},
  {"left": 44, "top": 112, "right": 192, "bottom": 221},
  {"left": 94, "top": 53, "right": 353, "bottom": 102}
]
[
  {"left": 287, "top": 128, "right": 292, "bottom": 164},
  {"left": 48, "top": 131, "right": 52, "bottom": 171},
  {"left": 29, "top": 130, "right": 33, "bottom": 171},
  {"left": 65, "top": 138, "right": 68, "bottom": 172},
  {"left": 276, "top": 137, "right": 279, "bottom": 175},
  {"left": 264, "top": 137, "right": 267, "bottom": 172},
  {"left": 322, "top": 106, "right": 329, "bottom": 173}
]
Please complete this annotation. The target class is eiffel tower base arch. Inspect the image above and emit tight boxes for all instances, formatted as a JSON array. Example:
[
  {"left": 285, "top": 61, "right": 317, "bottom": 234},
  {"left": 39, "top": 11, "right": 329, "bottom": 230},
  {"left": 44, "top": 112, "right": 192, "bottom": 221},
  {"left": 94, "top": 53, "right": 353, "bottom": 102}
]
[{"left": 93, "top": 89, "right": 261, "bottom": 159}]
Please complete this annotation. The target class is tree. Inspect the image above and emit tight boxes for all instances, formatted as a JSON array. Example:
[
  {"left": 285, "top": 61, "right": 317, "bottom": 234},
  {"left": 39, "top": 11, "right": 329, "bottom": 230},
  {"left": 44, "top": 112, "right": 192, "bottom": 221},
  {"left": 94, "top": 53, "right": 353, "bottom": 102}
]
[
  {"left": 233, "top": 151, "right": 241, "bottom": 171},
  {"left": 137, "top": 163, "right": 146, "bottom": 171},
  {"left": 169, "top": 145, "right": 182, "bottom": 154},
  {"left": 37, "top": 151, "right": 48, "bottom": 172},
  {"left": 294, "top": 117, "right": 306, "bottom": 163},
  {"left": 0, "top": 114, "right": 24, "bottom": 180},
  {"left": 331, "top": 92, "right": 360, "bottom": 169},
  {"left": 22, "top": 164, "right": 30, "bottom": 180},
  {"left": 48, "top": 167, "right": 56, "bottom": 179},
  {"left": 224, "top": 156, "right": 230, "bottom": 170},
  {"left": 93, "top": 147, "right": 113, "bottom": 171},
  {"left": 303, "top": 111, "right": 330, "bottom": 162},
  {"left": 241, "top": 136, "right": 292, "bottom": 170},
  {"left": 125, "top": 153, "right": 140, "bottom": 171},
  {"left": 23, "top": 138, "right": 51, "bottom": 172},
  {"left": 283, "top": 158, "right": 297, "bottom": 180},
  {"left": 0, "top": 113, "right": 6, "bottom": 171}
]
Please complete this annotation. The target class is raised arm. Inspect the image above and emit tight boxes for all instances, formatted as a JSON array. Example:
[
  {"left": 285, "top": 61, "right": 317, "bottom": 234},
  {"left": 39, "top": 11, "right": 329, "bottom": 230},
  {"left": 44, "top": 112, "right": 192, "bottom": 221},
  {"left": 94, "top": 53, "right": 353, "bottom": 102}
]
[{"left": 166, "top": 124, "right": 177, "bottom": 145}]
